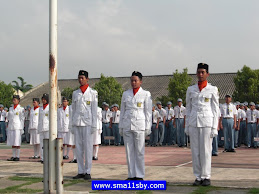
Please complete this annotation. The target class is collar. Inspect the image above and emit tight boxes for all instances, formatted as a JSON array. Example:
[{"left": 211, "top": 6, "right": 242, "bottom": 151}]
[
  {"left": 43, "top": 104, "right": 48, "bottom": 110},
  {"left": 198, "top": 80, "right": 208, "bottom": 91},
  {"left": 34, "top": 106, "right": 39, "bottom": 110},
  {"left": 63, "top": 106, "right": 67, "bottom": 111},
  {"left": 14, "top": 104, "right": 18, "bottom": 110},
  {"left": 133, "top": 87, "right": 140, "bottom": 96},
  {"left": 80, "top": 84, "right": 89, "bottom": 94}
]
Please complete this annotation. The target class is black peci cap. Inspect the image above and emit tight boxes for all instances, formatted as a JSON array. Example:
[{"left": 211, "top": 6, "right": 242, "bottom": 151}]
[
  {"left": 42, "top": 93, "right": 49, "bottom": 103},
  {"left": 33, "top": 98, "right": 40, "bottom": 103},
  {"left": 197, "top": 63, "right": 209, "bottom": 73},
  {"left": 13, "top": 95, "right": 20, "bottom": 100},
  {"left": 131, "top": 71, "right": 143, "bottom": 80},
  {"left": 62, "top": 96, "right": 68, "bottom": 101},
  {"left": 78, "top": 70, "right": 88, "bottom": 78}
]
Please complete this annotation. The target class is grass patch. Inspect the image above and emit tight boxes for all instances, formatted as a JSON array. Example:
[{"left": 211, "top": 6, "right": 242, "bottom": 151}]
[
  {"left": 192, "top": 185, "right": 222, "bottom": 194},
  {"left": 249, "top": 188, "right": 259, "bottom": 194},
  {"left": 64, "top": 179, "right": 85, "bottom": 187},
  {"left": 9, "top": 176, "right": 42, "bottom": 183}
]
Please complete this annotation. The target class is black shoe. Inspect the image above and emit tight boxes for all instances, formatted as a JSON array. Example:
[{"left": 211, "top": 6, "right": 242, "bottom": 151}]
[
  {"left": 7, "top": 157, "right": 15, "bottom": 161},
  {"left": 193, "top": 179, "right": 202, "bottom": 186},
  {"left": 73, "top": 174, "right": 85, "bottom": 179},
  {"left": 40, "top": 160, "right": 44, "bottom": 164},
  {"left": 84, "top": 174, "right": 91, "bottom": 180},
  {"left": 63, "top": 155, "right": 69, "bottom": 160},
  {"left": 201, "top": 179, "right": 211, "bottom": 186},
  {"left": 229, "top": 149, "right": 236, "bottom": 152},
  {"left": 69, "top": 159, "right": 77, "bottom": 163},
  {"left": 134, "top": 177, "right": 143, "bottom": 180},
  {"left": 13, "top": 157, "right": 20, "bottom": 161},
  {"left": 93, "top": 156, "right": 98, "bottom": 160},
  {"left": 212, "top": 153, "right": 218, "bottom": 156},
  {"left": 126, "top": 178, "right": 135, "bottom": 180},
  {"left": 223, "top": 149, "right": 228, "bottom": 152}
]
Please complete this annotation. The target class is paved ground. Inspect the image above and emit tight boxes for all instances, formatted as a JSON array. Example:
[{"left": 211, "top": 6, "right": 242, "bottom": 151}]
[{"left": 0, "top": 143, "right": 258, "bottom": 193}]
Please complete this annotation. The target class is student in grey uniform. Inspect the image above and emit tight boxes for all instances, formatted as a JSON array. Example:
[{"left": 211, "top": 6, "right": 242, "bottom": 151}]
[
  {"left": 164, "top": 101, "right": 175, "bottom": 145},
  {"left": 150, "top": 104, "right": 159, "bottom": 146},
  {"left": 212, "top": 107, "right": 221, "bottom": 156},
  {"left": 173, "top": 98, "right": 186, "bottom": 147},
  {"left": 28, "top": 98, "right": 41, "bottom": 159},
  {"left": 24, "top": 105, "right": 31, "bottom": 143},
  {"left": 238, "top": 103, "right": 247, "bottom": 146},
  {"left": 234, "top": 102, "right": 240, "bottom": 148},
  {"left": 112, "top": 104, "right": 121, "bottom": 146},
  {"left": 246, "top": 102, "right": 258, "bottom": 148},
  {"left": 185, "top": 63, "right": 219, "bottom": 186},
  {"left": 0, "top": 104, "right": 7, "bottom": 143},
  {"left": 156, "top": 101, "right": 166, "bottom": 146},
  {"left": 217, "top": 104, "right": 224, "bottom": 147},
  {"left": 102, "top": 103, "right": 112, "bottom": 145},
  {"left": 220, "top": 95, "right": 237, "bottom": 152},
  {"left": 7, "top": 95, "right": 25, "bottom": 161},
  {"left": 119, "top": 71, "right": 152, "bottom": 180},
  {"left": 71, "top": 70, "right": 98, "bottom": 180}
]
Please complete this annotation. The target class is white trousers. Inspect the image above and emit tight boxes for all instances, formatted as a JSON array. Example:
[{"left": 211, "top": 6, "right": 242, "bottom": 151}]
[
  {"left": 74, "top": 126, "right": 93, "bottom": 174},
  {"left": 123, "top": 130, "right": 145, "bottom": 178},
  {"left": 189, "top": 127, "right": 213, "bottom": 180},
  {"left": 40, "top": 131, "right": 49, "bottom": 160}
]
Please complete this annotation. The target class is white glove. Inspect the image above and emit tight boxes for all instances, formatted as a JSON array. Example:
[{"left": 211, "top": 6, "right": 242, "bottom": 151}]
[
  {"left": 20, "top": 129, "right": 24, "bottom": 135},
  {"left": 184, "top": 127, "right": 189, "bottom": 136},
  {"left": 119, "top": 128, "right": 123, "bottom": 136},
  {"left": 91, "top": 127, "right": 97, "bottom": 134},
  {"left": 210, "top": 128, "right": 218, "bottom": 138},
  {"left": 145, "top": 129, "right": 151, "bottom": 137},
  {"left": 98, "top": 129, "right": 102, "bottom": 135}
]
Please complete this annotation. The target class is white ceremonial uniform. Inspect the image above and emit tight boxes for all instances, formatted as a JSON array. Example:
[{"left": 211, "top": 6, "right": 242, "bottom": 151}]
[
  {"left": 7, "top": 105, "right": 25, "bottom": 146},
  {"left": 57, "top": 106, "right": 70, "bottom": 144},
  {"left": 93, "top": 107, "right": 102, "bottom": 145},
  {"left": 119, "top": 87, "right": 152, "bottom": 178},
  {"left": 185, "top": 83, "right": 219, "bottom": 181},
  {"left": 72, "top": 86, "right": 98, "bottom": 175},
  {"left": 38, "top": 105, "right": 49, "bottom": 160},
  {"left": 28, "top": 107, "right": 40, "bottom": 145},
  {"left": 67, "top": 107, "right": 75, "bottom": 146}
]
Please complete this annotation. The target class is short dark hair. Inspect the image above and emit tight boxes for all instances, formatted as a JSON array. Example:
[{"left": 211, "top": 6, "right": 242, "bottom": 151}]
[
  {"left": 197, "top": 63, "right": 209, "bottom": 73},
  {"left": 131, "top": 71, "right": 143, "bottom": 80}
]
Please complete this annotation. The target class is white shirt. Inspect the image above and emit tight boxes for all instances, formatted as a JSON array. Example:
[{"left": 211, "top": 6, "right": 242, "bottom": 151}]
[
  {"left": 157, "top": 108, "right": 166, "bottom": 121},
  {"left": 238, "top": 109, "right": 246, "bottom": 121},
  {"left": 71, "top": 87, "right": 98, "bottom": 128},
  {"left": 97, "top": 107, "right": 102, "bottom": 130},
  {"left": 174, "top": 105, "right": 186, "bottom": 119},
  {"left": 165, "top": 107, "right": 174, "bottom": 120},
  {"left": 38, "top": 104, "right": 49, "bottom": 133},
  {"left": 102, "top": 109, "right": 112, "bottom": 123},
  {"left": 7, "top": 105, "right": 25, "bottom": 130},
  {"left": 220, "top": 103, "right": 237, "bottom": 118},
  {"left": 112, "top": 110, "right": 120, "bottom": 124},
  {"left": 119, "top": 87, "right": 152, "bottom": 131},
  {"left": 57, "top": 106, "right": 70, "bottom": 132},
  {"left": 152, "top": 110, "right": 159, "bottom": 123},
  {"left": 0, "top": 110, "right": 6, "bottom": 122},
  {"left": 246, "top": 109, "right": 257, "bottom": 123},
  {"left": 28, "top": 107, "right": 40, "bottom": 130}
]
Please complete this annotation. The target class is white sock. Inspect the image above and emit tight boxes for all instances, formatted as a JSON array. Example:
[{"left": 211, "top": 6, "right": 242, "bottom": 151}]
[
  {"left": 12, "top": 148, "right": 16, "bottom": 157},
  {"left": 33, "top": 145, "right": 37, "bottom": 156},
  {"left": 95, "top": 146, "right": 99, "bottom": 157},
  {"left": 16, "top": 149, "right": 20, "bottom": 158},
  {"left": 66, "top": 146, "right": 71, "bottom": 156},
  {"left": 36, "top": 144, "right": 40, "bottom": 156},
  {"left": 72, "top": 148, "right": 77, "bottom": 160}
]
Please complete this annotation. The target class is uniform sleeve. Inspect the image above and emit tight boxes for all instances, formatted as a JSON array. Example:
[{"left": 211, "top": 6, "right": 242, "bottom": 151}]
[
  {"left": 119, "top": 92, "right": 125, "bottom": 129},
  {"left": 20, "top": 108, "right": 25, "bottom": 130},
  {"left": 185, "top": 87, "right": 192, "bottom": 127},
  {"left": 68, "top": 106, "right": 73, "bottom": 130},
  {"left": 144, "top": 91, "right": 152, "bottom": 130},
  {"left": 211, "top": 87, "right": 220, "bottom": 129},
  {"left": 71, "top": 91, "right": 76, "bottom": 127},
  {"left": 91, "top": 90, "right": 98, "bottom": 128},
  {"left": 38, "top": 109, "right": 42, "bottom": 133},
  {"left": 233, "top": 105, "right": 238, "bottom": 115}
]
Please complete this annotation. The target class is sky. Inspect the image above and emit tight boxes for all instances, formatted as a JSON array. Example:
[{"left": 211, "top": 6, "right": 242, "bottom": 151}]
[{"left": 0, "top": 0, "right": 259, "bottom": 87}]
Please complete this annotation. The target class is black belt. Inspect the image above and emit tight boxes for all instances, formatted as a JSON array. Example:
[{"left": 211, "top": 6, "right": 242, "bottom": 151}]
[
  {"left": 248, "top": 122, "right": 256, "bottom": 124},
  {"left": 102, "top": 122, "right": 109, "bottom": 124},
  {"left": 0, "top": 121, "right": 5, "bottom": 122},
  {"left": 223, "top": 117, "right": 233, "bottom": 119}
]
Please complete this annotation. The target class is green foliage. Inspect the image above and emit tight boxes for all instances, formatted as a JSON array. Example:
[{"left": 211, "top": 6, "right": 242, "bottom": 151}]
[
  {"left": 94, "top": 74, "right": 123, "bottom": 107},
  {"left": 233, "top": 65, "right": 259, "bottom": 103},
  {"left": 12, "top": 77, "right": 33, "bottom": 92},
  {"left": 157, "top": 68, "right": 192, "bottom": 106},
  {"left": 0, "top": 81, "right": 14, "bottom": 107},
  {"left": 61, "top": 87, "right": 77, "bottom": 104}
]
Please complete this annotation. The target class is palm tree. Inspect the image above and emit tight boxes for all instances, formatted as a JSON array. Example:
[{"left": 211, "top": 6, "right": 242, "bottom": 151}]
[{"left": 12, "top": 77, "right": 33, "bottom": 93}]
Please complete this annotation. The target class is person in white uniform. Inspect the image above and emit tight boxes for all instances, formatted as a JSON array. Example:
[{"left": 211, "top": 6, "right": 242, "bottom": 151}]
[
  {"left": 7, "top": 95, "right": 25, "bottom": 161},
  {"left": 150, "top": 104, "right": 159, "bottom": 146},
  {"left": 92, "top": 107, "right": 102, "bottom": 160},
  {"left": 71, "top": 70, "right": 98, "bottom": 180},
  {"left": 28, "top": 98, "right": 41, "bottom": 159},
  {"left": 38, "top": 93, "right": 50, "bottom": 163},
  {"left": 102, "top": 102, "right": 112, "bottom": 145},
  {"left": 68, "top": 105, "right": 77, "bottom": 163},
  {"left": 57, "top": 97, "right": 71, "bottom": 160},
  {"left": 0, "top": 104, "right": 7, "bottom": 143},
  {"left": 246, "top": 102, "right": 258, "bottom": 148},
  {"left": 156, "top": 101, "right": 166, "bottom": 146},
  {"left": 111, "top": 104, "right": 121, "bottom": 146},
  {"left": 119, "top": 71, "right": 152, "bottom": 180},
  {"left": 185, "top": 63, "right": 219, "bottom": 186}
]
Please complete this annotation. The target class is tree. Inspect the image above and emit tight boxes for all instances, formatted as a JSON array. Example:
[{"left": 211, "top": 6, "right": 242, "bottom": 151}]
[
  {"left": 0, "top": 81, "right": 15, "bottom": 107},
  {"left": 157, "top": 68, "right": 192, "bottom": 106},
  {"left": 12, "top": 77, "right": 33, "bottom": 93},
  {"left": 94, "top": 74, "right": 123, "bottom": 107},
  {"left": 233, "top": 65, "right": 259, "bottom": 103},
  {"left": 61, "top": 87, "right": 79, "bottom": 104}
]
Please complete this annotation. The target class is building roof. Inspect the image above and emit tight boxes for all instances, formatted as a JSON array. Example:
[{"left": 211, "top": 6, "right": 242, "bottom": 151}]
[{"left": 20, "top": 73, "right": 236, "bottom": 107}]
